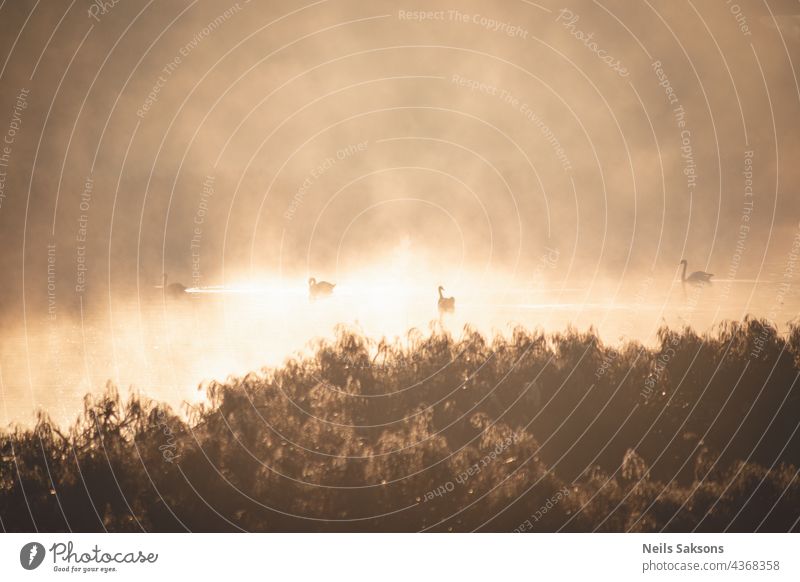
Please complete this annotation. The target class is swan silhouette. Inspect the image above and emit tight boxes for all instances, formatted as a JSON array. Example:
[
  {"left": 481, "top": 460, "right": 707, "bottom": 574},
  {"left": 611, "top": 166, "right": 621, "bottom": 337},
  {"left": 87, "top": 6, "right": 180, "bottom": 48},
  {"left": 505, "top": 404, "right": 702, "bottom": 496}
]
[
  {"left": 680, "top": 260, "right": 713, "bottom": 285},
  {"left": 162, "top": 273, "right": 187, "bottom": 298},
  {"left": 309, "top": 277, "right": 335, "bottom": 300},
  {"left": 437, "top": 285, "right": 455, "bottom": 315}
]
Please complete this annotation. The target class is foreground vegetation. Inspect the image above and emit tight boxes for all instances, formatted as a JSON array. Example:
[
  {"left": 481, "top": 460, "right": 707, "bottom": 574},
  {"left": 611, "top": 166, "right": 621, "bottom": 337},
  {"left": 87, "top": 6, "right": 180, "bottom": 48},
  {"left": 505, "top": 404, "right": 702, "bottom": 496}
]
[{"left": 2, "top": 317, "right": 799, "bottom": 531}]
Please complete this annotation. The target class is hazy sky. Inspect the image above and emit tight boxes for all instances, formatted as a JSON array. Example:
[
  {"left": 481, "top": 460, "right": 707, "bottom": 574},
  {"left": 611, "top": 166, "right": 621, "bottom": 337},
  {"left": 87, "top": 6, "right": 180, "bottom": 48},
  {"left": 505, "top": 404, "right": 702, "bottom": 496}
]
[{"left": 0, "top": 0, "right": 799, "bottom": 322}]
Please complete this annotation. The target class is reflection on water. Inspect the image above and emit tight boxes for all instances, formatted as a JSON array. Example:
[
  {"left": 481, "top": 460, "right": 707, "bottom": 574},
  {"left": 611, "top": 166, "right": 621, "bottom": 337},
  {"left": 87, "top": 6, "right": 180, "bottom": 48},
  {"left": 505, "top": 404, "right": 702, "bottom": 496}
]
[{"left": 2, "top": 274, "right": 799, "bottom": 427}]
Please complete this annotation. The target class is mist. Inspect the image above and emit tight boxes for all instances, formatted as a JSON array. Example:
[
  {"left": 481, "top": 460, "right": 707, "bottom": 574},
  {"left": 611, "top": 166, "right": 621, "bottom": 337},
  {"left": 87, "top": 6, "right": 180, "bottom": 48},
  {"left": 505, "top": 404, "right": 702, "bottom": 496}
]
[{"left": 1, "top": 0, "right": 799, "bottom": 426}]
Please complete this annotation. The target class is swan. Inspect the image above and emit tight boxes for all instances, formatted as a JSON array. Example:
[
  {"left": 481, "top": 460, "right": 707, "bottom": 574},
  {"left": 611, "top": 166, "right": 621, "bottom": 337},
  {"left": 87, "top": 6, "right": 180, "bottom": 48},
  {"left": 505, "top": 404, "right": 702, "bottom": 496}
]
[
  {"left": 309, "top": 277, "right": 335, "bottom": 300},
  {"left": 437, "top": 285, "right": 455, "bottom": 314},
  {"left": 162, "top": 273, "right": 187, "bottom": 298},
  {"left": 680, "top": 260, "right": 713, "bottom": 285}
]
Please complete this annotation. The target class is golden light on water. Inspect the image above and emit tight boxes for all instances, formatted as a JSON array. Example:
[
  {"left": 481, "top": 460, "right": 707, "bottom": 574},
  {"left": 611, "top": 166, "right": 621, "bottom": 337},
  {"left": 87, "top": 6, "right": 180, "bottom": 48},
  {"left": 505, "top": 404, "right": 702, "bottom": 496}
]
[{"left": 2, "top": 261, "right": 791, "bottom": 427}]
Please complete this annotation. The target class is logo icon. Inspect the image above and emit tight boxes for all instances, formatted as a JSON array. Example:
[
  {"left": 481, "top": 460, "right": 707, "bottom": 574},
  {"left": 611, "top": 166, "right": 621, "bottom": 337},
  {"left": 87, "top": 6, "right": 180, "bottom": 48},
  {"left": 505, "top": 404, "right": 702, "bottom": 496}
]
[{"left": 20, "top": 542, "right": 46, "bottom": 570}]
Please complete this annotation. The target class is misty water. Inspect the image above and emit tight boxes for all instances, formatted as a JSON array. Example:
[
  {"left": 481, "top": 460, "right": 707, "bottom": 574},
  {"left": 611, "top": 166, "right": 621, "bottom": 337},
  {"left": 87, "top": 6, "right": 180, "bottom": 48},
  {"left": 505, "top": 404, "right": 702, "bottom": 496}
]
[{"left": 2, "top": 268, "right": 798, "bottom": 428}]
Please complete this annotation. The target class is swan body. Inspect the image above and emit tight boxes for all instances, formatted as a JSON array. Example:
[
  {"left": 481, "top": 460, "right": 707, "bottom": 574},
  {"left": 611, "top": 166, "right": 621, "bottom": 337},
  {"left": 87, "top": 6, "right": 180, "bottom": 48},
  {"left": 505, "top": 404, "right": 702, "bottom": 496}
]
[
  {"left": 680, "top": 260, "right": 713, "bottom": 285},
  {"left": 309, "top": 277, "right": 335, "bottom": 300},
  {"left": 162, "top": 274, "right": 187, "bottom": 298},
  {"left": 437, "top": 285, "right": 455, "bottom": 314}
]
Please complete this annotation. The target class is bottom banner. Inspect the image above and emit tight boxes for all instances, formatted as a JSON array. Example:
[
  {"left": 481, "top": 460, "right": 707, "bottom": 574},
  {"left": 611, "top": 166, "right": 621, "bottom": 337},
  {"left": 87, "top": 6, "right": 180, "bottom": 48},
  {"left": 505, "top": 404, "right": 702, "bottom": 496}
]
[{"left": 0, "top": 533, "right": 797, "bottom": 581}]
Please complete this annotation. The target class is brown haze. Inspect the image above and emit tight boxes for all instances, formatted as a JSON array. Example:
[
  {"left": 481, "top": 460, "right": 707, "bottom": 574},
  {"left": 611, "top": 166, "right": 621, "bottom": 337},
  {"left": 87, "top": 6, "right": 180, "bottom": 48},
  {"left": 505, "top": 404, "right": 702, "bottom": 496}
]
[{"left": 0, "top": 0, "right": 798, "bottom": 425}]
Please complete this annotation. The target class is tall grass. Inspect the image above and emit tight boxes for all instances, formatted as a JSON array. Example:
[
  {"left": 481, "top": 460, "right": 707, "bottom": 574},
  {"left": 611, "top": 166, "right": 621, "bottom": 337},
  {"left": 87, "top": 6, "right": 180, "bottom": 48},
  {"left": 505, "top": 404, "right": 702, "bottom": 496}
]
[{"left": 2, "top": 317, "right": 799, "bottom": 531}]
